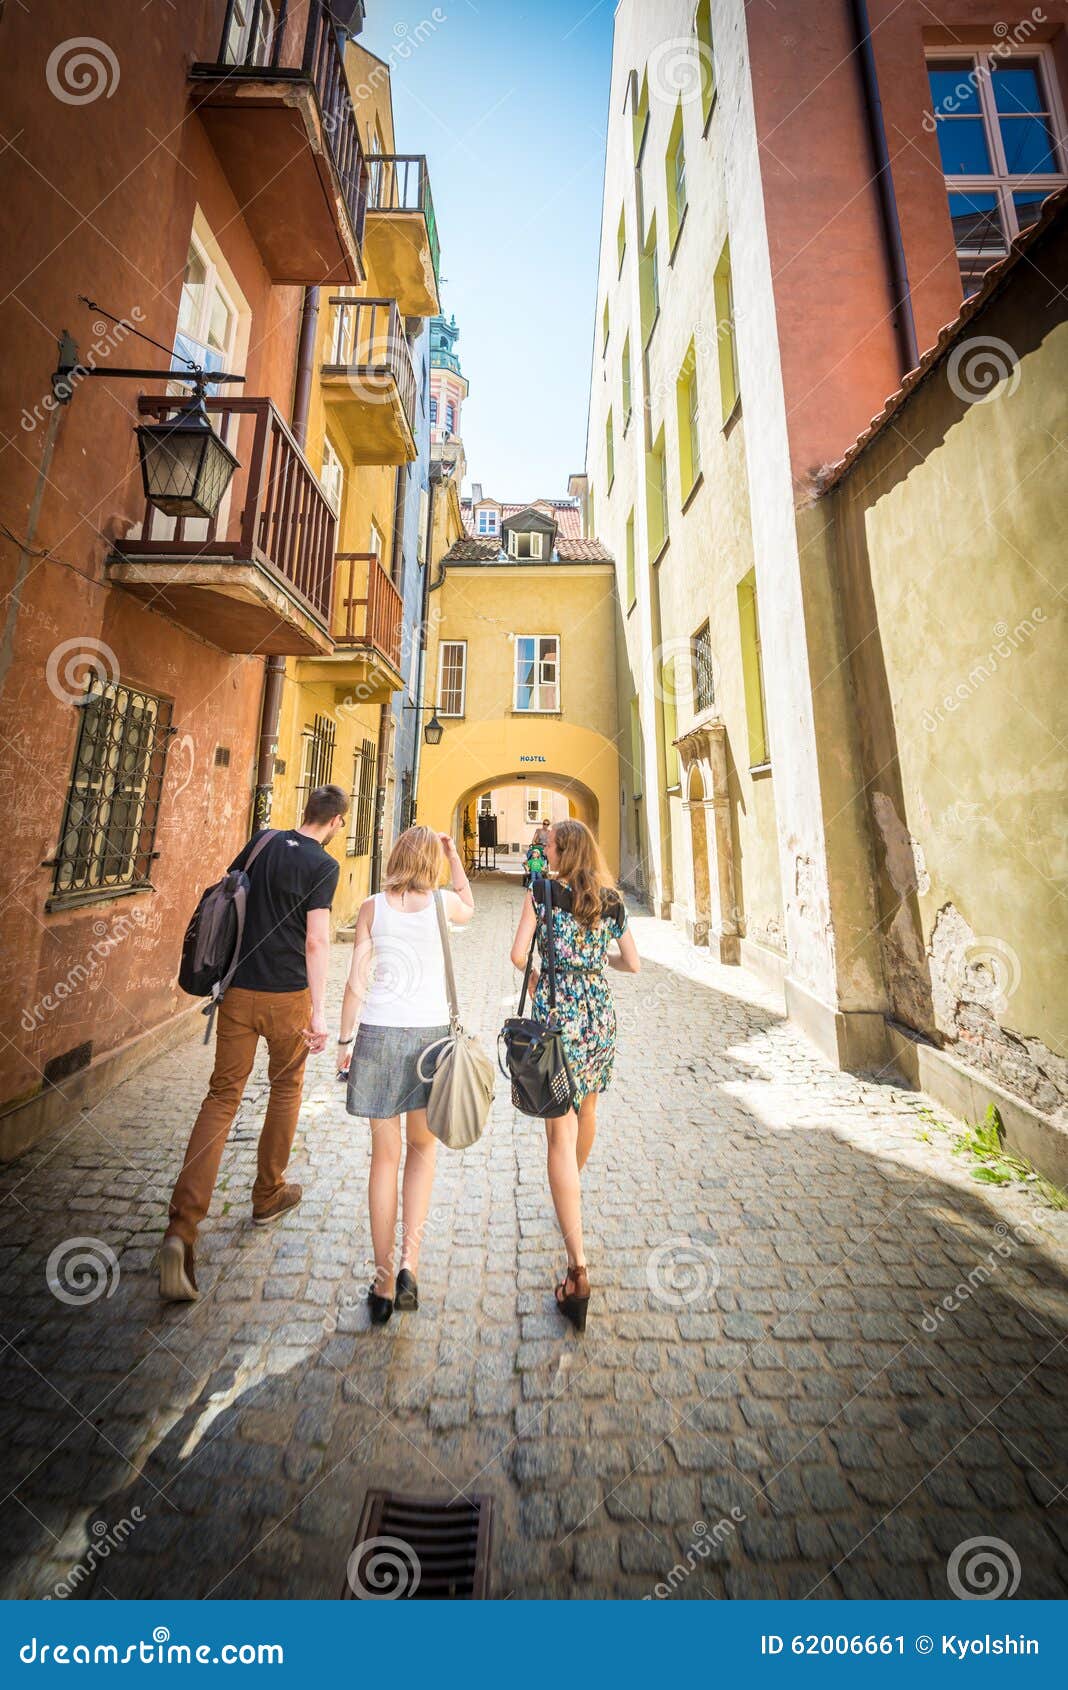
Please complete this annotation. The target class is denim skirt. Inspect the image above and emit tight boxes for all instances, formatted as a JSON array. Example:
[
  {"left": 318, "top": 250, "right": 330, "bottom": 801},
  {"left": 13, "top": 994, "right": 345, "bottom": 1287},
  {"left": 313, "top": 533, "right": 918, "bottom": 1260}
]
[{"left": 345, "top": 1021, "right": 451, "bottom": 1118}]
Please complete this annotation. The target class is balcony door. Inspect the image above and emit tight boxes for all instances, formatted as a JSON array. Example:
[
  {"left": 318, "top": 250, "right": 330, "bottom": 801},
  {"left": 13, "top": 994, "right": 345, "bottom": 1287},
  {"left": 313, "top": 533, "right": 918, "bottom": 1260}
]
[
  {"left": 224, "top": 0, "right": 278, "bottom": 69},
  {"left": 157, "top": 216, "right": 250, "bottom": 543}
]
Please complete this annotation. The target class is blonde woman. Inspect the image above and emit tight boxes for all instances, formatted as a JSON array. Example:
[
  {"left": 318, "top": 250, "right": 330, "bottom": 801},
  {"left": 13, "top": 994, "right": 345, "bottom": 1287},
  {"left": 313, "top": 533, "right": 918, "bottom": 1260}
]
[
  {"left": 509, "top": 819, "right": 640, "bottom": 1330},
  {"left": 339, "top": 827, "right": 474, "bottom": 1324}
]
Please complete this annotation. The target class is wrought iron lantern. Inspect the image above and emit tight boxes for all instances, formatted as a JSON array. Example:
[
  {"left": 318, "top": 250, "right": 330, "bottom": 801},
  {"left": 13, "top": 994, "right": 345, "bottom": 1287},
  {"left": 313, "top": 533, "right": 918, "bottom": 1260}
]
[
  {"left": 423, "top": 713, "right": 444, "bottom": 746},
  {"left": 50, "top": 299, "right": 246, "bottom": 523},
  {"left": 135, "top": 393, "right": 240, "bottom": 521}
]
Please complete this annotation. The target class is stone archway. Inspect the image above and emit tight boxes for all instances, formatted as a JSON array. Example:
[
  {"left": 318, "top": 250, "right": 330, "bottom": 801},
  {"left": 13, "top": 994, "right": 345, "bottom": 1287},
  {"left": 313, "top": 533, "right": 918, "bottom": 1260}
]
[
  {"left": 676, "top": 721, "right": 740, "bottom": 964},
  {"left": 450, "top": 771, "right": 601, "bottom": 871}
]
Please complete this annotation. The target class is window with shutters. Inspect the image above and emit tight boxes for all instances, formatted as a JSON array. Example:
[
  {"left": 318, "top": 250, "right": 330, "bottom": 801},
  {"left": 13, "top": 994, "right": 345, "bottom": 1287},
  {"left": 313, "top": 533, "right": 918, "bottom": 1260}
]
[{"left": 50, "top": 678, "right": 173, "bottom": 905}]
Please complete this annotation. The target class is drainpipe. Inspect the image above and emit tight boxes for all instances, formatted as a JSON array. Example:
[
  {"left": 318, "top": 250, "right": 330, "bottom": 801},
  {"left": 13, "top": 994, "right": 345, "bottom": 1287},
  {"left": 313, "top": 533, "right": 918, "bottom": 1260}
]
[
  {"left": 408, "top": 466, "right": 441, "bottom": 824},
  {"left": 253, "top": 285, "right": 320, "bottom": 828},
  {"left": 849, "top": 0, "right": 919, "bottom": 375},
  {"left": 369, "top": 462, "right": 409, "bottom": 882}
]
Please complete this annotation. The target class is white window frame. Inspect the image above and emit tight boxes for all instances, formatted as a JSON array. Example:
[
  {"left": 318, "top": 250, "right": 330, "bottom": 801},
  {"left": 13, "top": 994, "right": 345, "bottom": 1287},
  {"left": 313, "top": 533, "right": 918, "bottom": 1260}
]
[
  {"left": 224, "top": 0, "right": 277, "bottom": 67},
  {"left": 513, "top": 634, "right": 560, "bottom": 714},
  {"left": 926, "top": 44, "right": 1067, "bottom": 289},
  {"left": 320, "top": 434, "right": 344, "bottom": 516},
  {"left": 507, "top": 530, "right": 544, "bottom": 560},
  {"left": 445, "top": 399, "right": 456, "bottom": 432},
  {"left": 525, "top": 790, "right": 545, "bottom": 826},
  {"left": 174, "top": 229, "right": 240, "bottom": 378},
  {"left": 368, "top": 518, "right": 386, "bottom": 562},
  {"left": 476, "top": 507, "right": 499, "bottom": 535},
  {"left": 436, "top": 640, "right": 467, "bottom": 717}
]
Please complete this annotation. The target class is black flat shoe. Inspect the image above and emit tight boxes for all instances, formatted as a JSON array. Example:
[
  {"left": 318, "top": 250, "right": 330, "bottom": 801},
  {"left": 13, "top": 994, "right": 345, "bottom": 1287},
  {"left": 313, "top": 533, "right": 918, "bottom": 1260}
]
[
  {"left": 367, "top": 1286, "right": 393, "bottom": 1325},
  {"left": 394, "top": 1268, "right": 419, "bottom": 1311}
]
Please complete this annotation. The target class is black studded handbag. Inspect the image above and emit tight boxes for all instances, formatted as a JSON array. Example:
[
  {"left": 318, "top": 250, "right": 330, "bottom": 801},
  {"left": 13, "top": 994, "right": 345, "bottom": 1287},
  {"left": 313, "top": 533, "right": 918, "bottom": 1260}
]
[{"left": 498, "top": 876, "right": 575, "bottom": 1119}]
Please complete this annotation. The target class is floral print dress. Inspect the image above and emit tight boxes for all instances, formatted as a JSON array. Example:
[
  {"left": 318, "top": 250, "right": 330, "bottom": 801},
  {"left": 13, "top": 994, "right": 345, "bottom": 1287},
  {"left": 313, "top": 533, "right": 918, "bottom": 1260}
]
[{"left": 530, "top": 878, "right": 629, "bottom": 1103}]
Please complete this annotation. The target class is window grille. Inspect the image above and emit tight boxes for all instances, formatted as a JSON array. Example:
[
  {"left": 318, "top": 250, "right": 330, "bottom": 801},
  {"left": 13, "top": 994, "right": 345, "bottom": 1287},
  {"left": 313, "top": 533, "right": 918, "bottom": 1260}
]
[
  {"left": 348, "top": 737, "right": 377, "bottom": 857},
  {"left": 296, "top": 713, "right": 336, "bottom": 820},
  {"left": 51, "top": 678, "right": 173, "bottom": 902}
]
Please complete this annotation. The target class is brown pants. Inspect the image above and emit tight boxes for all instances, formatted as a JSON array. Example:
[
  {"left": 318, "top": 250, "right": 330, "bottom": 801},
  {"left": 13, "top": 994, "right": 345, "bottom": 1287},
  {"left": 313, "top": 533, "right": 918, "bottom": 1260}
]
[{"left": 167, "top": 986, "right": 311, "bottom": 1245}]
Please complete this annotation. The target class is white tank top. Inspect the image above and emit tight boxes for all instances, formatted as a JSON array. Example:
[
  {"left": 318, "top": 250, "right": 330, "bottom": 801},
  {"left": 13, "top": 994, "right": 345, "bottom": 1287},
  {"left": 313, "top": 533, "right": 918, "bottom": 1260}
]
[{"left": 360, "top": 892, "right": 451, "bottom": 1028}]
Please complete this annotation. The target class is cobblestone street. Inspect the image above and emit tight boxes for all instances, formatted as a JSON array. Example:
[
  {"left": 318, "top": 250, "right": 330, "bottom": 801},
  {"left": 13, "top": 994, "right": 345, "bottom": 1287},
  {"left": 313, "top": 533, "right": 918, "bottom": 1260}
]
[{"left": 1, "top": 876, "right": 1065, "bottom": 1600}]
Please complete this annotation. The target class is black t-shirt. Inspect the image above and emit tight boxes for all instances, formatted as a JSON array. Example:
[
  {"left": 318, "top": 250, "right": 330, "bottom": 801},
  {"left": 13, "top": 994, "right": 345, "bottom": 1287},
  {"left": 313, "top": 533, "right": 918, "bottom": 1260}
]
[{"left": 228, "top": 829, "right": 339, "bottom": 992}]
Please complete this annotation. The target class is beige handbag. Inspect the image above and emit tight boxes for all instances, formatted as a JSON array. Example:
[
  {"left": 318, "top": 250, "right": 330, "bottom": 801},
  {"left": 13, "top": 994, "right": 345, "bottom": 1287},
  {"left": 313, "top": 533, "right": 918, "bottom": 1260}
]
[{"left": 416, "top": 892, "right": 495, "bottom": 1149}]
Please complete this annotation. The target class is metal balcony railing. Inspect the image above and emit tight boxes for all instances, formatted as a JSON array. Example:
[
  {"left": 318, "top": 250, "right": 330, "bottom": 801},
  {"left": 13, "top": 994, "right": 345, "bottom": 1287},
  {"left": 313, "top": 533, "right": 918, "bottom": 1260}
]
[
  {"left": 324, "top": 296, "right": 418, "bottom": 433},
  {"left": 366, "top": 153, "right": 440, "bottom": 284},
  {"left": 333, "top": 553, "right": 404, "bottom": 671},
  {"left": 204, "top": 0, "right": 368, "bottom": 244},
  {"left": 117, "top": 396, "right": 336, "bottom": 624}
]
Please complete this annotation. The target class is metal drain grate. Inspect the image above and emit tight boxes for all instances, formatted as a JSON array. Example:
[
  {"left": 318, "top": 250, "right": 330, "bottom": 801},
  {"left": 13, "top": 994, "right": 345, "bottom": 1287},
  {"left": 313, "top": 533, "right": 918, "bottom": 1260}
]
[{"left": 342, "top": 1490, "right": 494, "bottom": 1599}]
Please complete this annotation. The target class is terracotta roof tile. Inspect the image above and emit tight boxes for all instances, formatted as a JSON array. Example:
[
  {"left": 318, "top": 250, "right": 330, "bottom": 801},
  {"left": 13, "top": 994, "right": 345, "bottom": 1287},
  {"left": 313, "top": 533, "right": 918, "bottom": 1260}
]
[
  {"left": 441, "top": 535, "right": 613, "bottom": 565},
  {"left": 820, "top": 185, "right": 1068, "bottom": 492},
  {"left": 460, "top": 497, "right": 584, "bottom": 538}
]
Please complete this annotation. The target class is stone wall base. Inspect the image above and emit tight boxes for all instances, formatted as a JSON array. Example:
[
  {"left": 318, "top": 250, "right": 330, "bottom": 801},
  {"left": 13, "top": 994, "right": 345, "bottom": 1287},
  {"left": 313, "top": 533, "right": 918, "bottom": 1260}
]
[
  {"left": 885, "top": 1022, "right": 1068, "bottom": 1190},
  {"left": 784, "top": 976, "right": 892, "bottom": 1073},
  {"left": 0, "top": 1002, "right": 203, "bottom": 1164}
]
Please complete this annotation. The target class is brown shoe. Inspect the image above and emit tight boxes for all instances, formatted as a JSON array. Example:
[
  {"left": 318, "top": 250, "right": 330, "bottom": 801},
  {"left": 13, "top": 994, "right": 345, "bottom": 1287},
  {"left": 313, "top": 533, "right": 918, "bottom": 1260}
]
[
  {"left": 252, "top": 1183, "right": 303, "bottom": 1226},
  {"left": 159, "top": 1235, "right": 199, "bottom": 1302}
]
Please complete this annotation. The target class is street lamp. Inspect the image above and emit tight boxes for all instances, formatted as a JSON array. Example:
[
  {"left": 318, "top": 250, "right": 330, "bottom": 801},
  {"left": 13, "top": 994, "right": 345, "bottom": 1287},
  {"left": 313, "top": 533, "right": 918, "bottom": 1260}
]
[
  {"left": 135, "top": 391, "right": 240, "bottom": 520},
  {"left": 51, "top": 300, "right": 245, "bottom": 523},
  {"left": 404, "top": 704, "right": 445, "bottom": 746}
]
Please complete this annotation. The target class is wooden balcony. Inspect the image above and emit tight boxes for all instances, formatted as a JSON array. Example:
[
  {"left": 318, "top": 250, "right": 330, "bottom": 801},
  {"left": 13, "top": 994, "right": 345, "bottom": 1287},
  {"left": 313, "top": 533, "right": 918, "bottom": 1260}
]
[
  {"left": 364, "top": 154, "right": 440, "bottom": 317},
  {"left": 190, "top": 0, "right": 367, "bottom": 285},
  {"left": 298, "top": 553, "right": 405, "bottom": 698},
  {"left": 109, "top": 397, "right": 336, "bottom": 657},
  {"left": 321, "top": 297, "right": 418, "bottom": 465}
]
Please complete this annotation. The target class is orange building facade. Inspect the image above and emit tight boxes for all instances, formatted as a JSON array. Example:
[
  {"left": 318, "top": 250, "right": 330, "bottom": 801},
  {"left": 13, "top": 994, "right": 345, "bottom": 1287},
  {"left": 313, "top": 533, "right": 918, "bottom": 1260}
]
[{"left": 0, "top": 1, "right": 372, "bottom": 1156}]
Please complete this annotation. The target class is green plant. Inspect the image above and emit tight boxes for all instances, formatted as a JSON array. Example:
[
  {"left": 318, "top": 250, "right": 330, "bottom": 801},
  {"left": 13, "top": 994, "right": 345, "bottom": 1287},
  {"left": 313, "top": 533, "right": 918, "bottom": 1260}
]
[{"left": 914, "top": 1102, "right": 1067, "bottom": 1209}]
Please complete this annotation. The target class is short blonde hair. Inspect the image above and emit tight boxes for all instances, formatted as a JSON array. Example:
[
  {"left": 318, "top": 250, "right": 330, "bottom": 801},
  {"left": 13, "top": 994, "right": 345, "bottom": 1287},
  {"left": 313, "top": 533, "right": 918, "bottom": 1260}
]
[{"left": 383, "top": 825, "right": 445, "bottom": 893}]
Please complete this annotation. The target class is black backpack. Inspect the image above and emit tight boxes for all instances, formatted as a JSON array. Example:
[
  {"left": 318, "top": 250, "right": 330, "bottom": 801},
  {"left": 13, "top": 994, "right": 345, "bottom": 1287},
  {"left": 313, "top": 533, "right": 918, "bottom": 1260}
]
[{"left": 179, "top": 829, "right": 278, "bottom": 1040}]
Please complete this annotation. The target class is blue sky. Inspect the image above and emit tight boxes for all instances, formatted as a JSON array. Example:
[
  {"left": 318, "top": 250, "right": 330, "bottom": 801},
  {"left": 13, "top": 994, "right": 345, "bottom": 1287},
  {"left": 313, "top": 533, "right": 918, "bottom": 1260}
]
[{"left": 362, "top": 1, "right": 615, "bottom": 502}]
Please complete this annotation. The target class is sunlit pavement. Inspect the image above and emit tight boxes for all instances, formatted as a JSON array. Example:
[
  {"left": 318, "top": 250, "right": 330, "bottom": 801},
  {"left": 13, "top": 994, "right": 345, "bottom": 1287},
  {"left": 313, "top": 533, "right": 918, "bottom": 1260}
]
[{"left": 1, "top": 877, "right": 1065, "bottom": 1599}]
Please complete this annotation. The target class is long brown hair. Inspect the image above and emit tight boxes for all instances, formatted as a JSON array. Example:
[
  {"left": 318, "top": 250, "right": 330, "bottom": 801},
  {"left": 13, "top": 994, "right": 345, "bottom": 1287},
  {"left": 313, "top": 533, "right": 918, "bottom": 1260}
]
[{"left": 550, "top": 819, "right": 616, "bottom": 927}]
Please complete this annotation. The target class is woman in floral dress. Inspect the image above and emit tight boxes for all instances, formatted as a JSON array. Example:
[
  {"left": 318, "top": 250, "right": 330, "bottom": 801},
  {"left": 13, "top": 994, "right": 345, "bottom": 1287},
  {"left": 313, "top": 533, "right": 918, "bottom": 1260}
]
[{"left": 509, "top": 819, "right": 640, "bottom": 1330}]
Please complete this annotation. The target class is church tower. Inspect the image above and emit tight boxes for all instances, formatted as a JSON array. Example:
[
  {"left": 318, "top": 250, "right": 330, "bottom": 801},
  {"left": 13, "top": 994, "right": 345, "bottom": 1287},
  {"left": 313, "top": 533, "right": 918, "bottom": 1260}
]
[{"left": 429, "top": 311, "right": 468, "bottom": 487}]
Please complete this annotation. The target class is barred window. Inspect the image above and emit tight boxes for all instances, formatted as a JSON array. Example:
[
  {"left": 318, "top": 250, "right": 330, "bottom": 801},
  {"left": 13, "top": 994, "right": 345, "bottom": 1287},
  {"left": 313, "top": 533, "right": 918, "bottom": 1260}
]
[
  {"left": 51, "top": 679, "right": 173, "bottom": 904},
  {"left": 348, "top": 737, "right": 377, "bottom": 858},
  {"left": 437, "top": 640, "right": 467, "bottom": 716},
  {"left": 693, "top": 622, "right": 715, "bottom": 715},
  {"left": 296, "top": 714, "right": 335, "bottom": 821}
]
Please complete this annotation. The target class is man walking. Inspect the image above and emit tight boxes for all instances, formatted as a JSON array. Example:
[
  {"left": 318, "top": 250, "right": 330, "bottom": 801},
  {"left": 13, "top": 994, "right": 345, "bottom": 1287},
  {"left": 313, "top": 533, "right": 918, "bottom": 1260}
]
[{"left": 159, "top": 785, "right": 349, "bottom": 1301}]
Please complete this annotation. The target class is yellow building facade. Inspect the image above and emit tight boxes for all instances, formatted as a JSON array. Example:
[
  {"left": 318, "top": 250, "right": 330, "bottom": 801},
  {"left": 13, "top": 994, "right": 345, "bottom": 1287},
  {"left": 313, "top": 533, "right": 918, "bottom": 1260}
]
[
  {"left": 418, "top": 500, "right": 621, "bottom": 876},
  {"left": 272, "top": 42, "right": 440, "bottom": 927}
]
